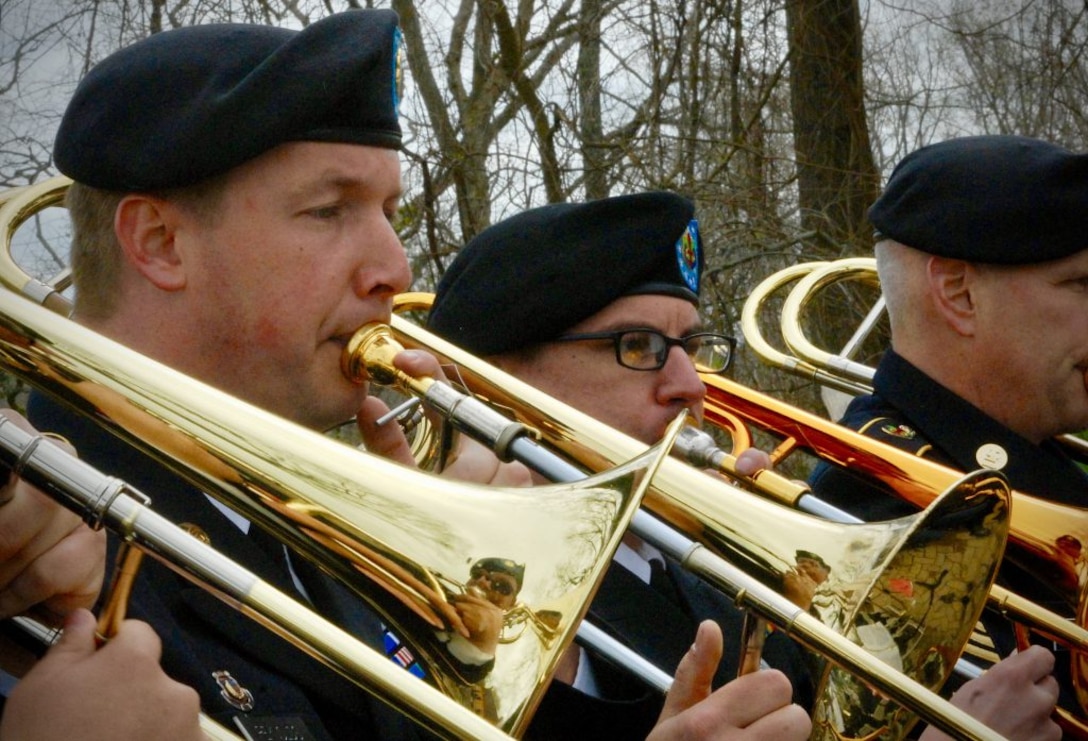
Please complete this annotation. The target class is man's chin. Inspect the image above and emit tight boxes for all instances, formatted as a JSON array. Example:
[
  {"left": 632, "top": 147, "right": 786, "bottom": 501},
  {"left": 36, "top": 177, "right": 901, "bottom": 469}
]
[
  {"left": 306, "top": 383, "right": 369, "bottom": 432},
  {"left": 640, "top": 424, "right": 670, "bottom": 446}
]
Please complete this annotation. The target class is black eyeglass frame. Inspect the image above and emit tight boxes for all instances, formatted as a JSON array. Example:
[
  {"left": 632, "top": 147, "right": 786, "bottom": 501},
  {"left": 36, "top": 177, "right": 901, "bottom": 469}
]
[{"left": 553, "top": 328, "right": 737, "bottom": 373}]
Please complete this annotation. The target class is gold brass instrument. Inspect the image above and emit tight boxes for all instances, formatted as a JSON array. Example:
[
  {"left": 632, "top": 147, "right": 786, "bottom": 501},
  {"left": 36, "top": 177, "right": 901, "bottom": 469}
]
[
  {"left": 0, "top": 177, "right": 671, "bottom": 738},
  {"left": 359, "top": 296, "right": 1015, "bottom": 741},
  {"left": 740, "top": 261, "right": 863, "bottom": 396},
  {"left": 739, "top": 256, "right": 1088, "bottom": 736},
  {"left": 0, "top": 423, "right": 472, "bottom": 741}
]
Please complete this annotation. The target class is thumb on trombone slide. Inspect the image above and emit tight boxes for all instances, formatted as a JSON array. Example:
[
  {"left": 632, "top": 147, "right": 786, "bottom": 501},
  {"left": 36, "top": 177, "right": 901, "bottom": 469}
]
[{"left": 649, "top": 619, "right": 811, "bottom": 740}]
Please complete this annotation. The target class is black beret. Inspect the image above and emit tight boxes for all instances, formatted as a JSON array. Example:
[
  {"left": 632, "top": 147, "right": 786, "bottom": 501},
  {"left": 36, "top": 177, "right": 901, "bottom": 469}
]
[
  {"left": 869, "top": 135, "right": 1088, "bottom": 264},
  {"left": 471, "top": 557, "right": 525, "bottom": 590},
  {"left": 428, "top": 192, "right": 703, "bottom": 356},
  {"left": 55, "top": 9, "right": 404, "bottom": 191}
]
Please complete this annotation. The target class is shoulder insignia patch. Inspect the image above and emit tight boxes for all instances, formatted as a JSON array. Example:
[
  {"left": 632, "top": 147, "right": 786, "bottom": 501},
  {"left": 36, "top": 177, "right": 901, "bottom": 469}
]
[{"left": 880, "top": 423, "right": 916, "bottom": 440}]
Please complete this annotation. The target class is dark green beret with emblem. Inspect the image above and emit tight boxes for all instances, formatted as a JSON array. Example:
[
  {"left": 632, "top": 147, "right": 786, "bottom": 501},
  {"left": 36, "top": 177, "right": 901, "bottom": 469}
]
[
  {"left": 55, "top": 9, "right": 404, "bottom": 191},
  {"left": 429, "top": 192, "right": 703, "bottom": 356}
]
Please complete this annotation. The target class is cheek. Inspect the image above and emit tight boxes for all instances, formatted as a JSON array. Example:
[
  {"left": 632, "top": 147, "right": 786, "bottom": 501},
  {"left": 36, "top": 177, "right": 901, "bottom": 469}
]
[
  {"left": 562, "top": 371, "right": 628, "bottom": 416},
  {"left": 252, "top": 312, "right": 288, "bottom": 348},
  {"left": 579, "top": 379, "right": 649, "bottom": 432},
  {"left": 245, "top": 266, "right": 332, "bottom": 346}
]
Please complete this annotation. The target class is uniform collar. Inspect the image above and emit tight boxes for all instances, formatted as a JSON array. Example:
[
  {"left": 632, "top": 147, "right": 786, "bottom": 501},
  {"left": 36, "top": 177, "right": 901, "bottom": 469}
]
[{"left": 874, "top": 350, "right": 1088, "bottom": 506}]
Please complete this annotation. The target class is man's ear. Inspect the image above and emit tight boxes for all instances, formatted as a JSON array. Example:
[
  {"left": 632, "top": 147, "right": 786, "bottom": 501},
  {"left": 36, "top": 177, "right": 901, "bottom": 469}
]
[
  {"left": 114, "top": 195, "right": 187, "bottom": 290},
  {"left": 925, "top": 256, "right": 976, "bottom": 335}
]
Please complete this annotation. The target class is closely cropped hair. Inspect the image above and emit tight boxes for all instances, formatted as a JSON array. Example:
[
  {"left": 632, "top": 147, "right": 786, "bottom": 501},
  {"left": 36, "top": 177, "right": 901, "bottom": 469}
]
[
  {"left": 874, "top": 241, "right": 912, "bottom": 323},
  {"left": 66, "top": 182, "right": 125, "bottom": 321},
  {"left": 67, "top": 177, "right": 227, "bottom": 320},
  {"left": 874, "top": 239, "right": 929, "bottom": 339}
]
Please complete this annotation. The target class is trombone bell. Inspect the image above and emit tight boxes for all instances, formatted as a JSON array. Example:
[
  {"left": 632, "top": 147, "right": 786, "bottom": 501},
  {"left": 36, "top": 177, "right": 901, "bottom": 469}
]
[{"left": 805, "top": 470, "right": 1008, "bottom": 738}]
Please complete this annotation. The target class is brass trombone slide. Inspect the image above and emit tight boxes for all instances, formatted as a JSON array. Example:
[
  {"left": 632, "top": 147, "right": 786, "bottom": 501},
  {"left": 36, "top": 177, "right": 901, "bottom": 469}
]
[
  {"left": 778, "top": 258, "right": 882, "bottom": 390},
  {"left": 740, "top": 261, "right": 872, "bottom": 397},
  {"left": 358, "top": 310, "right": 1011, "bottom": 741}
]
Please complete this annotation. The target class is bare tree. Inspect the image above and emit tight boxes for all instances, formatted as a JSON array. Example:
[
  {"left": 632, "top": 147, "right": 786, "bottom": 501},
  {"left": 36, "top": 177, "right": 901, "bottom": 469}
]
[
  {"left": 5, "top": 0, "right": 1088, "bottom": 418},
  {"left": 949, "top": 0, "right": 1088, "bottom": 142}
]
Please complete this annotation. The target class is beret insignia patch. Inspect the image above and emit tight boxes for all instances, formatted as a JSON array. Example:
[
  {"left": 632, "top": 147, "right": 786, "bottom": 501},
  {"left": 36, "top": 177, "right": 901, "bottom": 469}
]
[
  {"left": 391, "top": 26, "right": 405, "bottom": 115},
  {"left": 676, "top": 219, "right": 701, "bottom": 293}
]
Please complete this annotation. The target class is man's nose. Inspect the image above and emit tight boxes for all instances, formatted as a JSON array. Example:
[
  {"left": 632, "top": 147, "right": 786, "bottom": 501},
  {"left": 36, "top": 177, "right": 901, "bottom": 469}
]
[
  {"left": 351, "top": 230, "right": 412, "bottom": 299},
  {"left": 659, "top": 346, "right": 707, "bottom": 404}
]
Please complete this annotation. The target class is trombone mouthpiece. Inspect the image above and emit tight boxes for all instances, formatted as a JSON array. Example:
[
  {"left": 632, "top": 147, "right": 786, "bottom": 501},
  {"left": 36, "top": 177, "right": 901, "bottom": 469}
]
[
  {"left": 674, "top": 425, "right": 725, "bottom": 469},
  {"left": 342, "top": 323, "right": 404, "bottom": 386},
  {"left": 342, "top": 323, "right": 439, "bottom": 403}
]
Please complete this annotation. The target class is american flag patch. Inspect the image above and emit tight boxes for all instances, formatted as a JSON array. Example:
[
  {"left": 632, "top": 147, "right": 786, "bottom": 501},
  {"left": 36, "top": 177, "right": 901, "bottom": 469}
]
[{"left": 393, "top": 646, "right": 414, "bottom": 667}]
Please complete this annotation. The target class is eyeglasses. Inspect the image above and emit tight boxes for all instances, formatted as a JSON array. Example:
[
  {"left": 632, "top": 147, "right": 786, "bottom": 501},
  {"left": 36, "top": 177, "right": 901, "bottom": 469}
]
[
  {"left": 553, "top": 329, "right": 736, "bottom": 373},
  {"left": 469, "top": 566, "right": 517, "bottom": 596}
]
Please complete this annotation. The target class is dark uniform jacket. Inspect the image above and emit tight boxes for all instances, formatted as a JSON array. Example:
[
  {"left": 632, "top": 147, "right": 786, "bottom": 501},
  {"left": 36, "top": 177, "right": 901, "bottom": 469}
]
[
  {"left": 808, "top": 349, "right": 1088, "bottom": 702},
  {"left": 29, "top": 391, "right": 815, "bottom": 740},
  {"left": 810, "top": 349, "right": 1088, "bottom": 520}
]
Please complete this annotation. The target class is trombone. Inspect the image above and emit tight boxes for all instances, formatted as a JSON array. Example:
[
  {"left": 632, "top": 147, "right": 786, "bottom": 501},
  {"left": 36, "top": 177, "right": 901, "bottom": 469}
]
[
  {"left": 739, "top": 256, "right": 1088, "bottom": 737},
  {"left": 355, "top": 301, "right": 1013, "bottom": 741},
  {"left": 0, "top": 176, "right": 669, "bottom": 738}
]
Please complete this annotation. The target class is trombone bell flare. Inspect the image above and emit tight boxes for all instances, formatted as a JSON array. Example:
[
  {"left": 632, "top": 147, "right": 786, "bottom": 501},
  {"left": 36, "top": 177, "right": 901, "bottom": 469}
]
[{"left": 808, "top": 469, "right": 1009, "bottom": 739}]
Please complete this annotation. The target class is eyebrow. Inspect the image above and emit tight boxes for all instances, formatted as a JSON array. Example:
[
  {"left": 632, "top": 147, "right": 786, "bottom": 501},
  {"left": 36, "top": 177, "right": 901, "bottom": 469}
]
[
  {"left": 288, "top": 172, "right": 403, "bottom": 202},
  {"left": 586, "top": 321, "right": 707, "bottom": 335}
]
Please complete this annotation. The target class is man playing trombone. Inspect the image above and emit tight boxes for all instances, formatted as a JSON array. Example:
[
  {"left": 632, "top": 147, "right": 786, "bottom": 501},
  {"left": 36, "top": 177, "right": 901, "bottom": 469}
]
[
  {"left": 809, "top": 134, "right": 1075, "bottom": 739},
  {"left": 427, "top": 191, "right": 1060, "bottom": 740},
  {"left": 426, "top": 192, "right": 815, "bottom": 739}
]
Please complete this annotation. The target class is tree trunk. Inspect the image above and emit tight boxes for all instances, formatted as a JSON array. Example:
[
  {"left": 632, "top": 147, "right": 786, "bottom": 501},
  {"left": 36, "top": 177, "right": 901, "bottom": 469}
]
[{"left": 786, "top": 0, "right": 879, "bottom": 255}]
